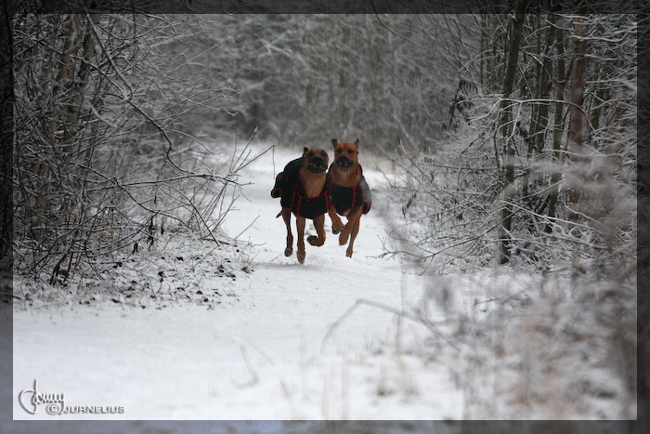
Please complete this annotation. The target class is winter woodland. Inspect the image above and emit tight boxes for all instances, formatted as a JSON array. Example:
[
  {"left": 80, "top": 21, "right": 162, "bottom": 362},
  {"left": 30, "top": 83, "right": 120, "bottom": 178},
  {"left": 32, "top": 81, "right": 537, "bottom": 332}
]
[{"left": 7, "top": 13, "right": 638, "bottom": 422}]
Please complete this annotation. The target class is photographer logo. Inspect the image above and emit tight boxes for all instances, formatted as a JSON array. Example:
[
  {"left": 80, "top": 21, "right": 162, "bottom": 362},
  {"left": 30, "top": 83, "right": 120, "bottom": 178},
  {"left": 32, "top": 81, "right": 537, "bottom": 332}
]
[{"left": 18, "top": 379, "right": 124, "bottom": 416}]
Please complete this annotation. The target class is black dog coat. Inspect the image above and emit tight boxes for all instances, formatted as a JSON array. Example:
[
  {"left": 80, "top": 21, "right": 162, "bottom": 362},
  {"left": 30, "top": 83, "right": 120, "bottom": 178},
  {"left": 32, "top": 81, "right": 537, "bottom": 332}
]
[
  {"left": 329, "top": 166, "right": 372, "bottom": 216},
  {"left": 271, "top": 157, "right": 330, "bottom": 219}
]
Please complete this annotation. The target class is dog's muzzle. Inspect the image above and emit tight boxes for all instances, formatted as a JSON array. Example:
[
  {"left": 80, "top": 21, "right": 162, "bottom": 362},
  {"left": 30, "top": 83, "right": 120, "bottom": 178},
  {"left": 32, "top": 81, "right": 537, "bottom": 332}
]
[
  {"left": 336, "top": 156, "right": 354, "bottom": 170},
  {"left": 307, "top": 157, "right": 327, "bottom": 174}
]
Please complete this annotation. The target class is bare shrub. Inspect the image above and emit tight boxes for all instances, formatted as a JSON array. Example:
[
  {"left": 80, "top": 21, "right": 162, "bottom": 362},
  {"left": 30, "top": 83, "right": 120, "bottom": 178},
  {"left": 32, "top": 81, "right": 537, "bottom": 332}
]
[
  {"left": 12, "top": 14, "right": 246, "bottom": 284},
  {"left": 374, "top": 13, "right": 637, "bottom": 419}
]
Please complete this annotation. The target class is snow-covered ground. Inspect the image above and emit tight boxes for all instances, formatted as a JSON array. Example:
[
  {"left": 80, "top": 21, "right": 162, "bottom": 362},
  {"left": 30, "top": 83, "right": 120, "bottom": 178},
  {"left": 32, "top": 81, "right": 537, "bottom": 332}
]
[
  {"left": 12, "top": 144, "right": 464, "bottom": 420},
  {"left": 12, "top": 143, "right": 636, "bottom": 422}
]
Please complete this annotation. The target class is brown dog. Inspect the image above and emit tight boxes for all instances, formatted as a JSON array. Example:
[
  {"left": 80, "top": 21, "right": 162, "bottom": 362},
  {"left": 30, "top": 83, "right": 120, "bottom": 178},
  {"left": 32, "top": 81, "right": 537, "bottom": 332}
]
[
  {"left": 271, "top": 147, "right": 330, "bottom": 264},
  {"left": 327, "top": 139, "right": 372, "bottom": 258}
]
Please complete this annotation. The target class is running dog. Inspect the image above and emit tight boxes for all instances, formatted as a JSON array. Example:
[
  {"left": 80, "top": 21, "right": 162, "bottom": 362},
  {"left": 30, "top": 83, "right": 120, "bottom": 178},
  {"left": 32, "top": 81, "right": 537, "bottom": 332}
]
[
  {"left": 327, "top": 139, "right": 372, "bottom": 258},
  {"left": 271, "top": 147, "right": 330, "bottom": 264}
]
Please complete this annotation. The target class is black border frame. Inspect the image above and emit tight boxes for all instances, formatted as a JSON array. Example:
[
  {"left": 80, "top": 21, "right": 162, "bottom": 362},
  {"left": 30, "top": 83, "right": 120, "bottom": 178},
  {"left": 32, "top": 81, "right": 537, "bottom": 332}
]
[{"left": 2, "top": 1, "right": 646, "bottom": 432}]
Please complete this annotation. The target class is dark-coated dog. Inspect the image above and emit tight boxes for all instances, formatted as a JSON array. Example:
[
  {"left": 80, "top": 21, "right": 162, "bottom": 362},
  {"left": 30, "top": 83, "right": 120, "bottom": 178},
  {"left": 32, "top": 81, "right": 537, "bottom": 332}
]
[
  {"left": 271, "top": 147, "right": 330, "bottom": 264},
  {"left": 327, "top": 139, "right": 372, "bottom": 258}
]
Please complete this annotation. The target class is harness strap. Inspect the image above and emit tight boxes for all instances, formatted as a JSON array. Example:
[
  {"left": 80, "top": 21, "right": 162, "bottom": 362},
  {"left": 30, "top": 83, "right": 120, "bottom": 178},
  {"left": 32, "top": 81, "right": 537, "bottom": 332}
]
[
  {"left": 290, "top": 174, "right": 330, "bottom": 219},
  {"left": 328, "top": 166, "right": 371, "bottom": 216}
]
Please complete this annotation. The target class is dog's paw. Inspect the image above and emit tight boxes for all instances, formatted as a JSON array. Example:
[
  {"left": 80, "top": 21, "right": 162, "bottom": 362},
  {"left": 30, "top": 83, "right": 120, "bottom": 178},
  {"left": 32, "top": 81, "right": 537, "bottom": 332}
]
[
  {"left": 284, "top": 247, "right": 293, "bottom": 257},
  {"left": 306, "top": 235, "right": 320, "bottom": 246},
  {"left": 339, "top": 231, "right": 349, "bottom": 246},
  {"left": 346, "top": 246, "right": 353, "bottom": 258},
  {"left": 331, "top": 218, "right": 345, "bottom": 234},
  {"left": 297, "top": 249, "right": 306, "bottom": 264}
]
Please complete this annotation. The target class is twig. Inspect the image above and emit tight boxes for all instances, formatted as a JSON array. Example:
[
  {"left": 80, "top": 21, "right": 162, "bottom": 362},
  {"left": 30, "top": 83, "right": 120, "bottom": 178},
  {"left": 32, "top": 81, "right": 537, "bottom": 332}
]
[
  {"left": 175, "top": 188, "right": 221, "bottom": 247},
  {"left": 320, "top": 298, "right": 457, "bottom": 355},
  {"left": 233, "top": 215, "right": 259, "bottom": 241}
]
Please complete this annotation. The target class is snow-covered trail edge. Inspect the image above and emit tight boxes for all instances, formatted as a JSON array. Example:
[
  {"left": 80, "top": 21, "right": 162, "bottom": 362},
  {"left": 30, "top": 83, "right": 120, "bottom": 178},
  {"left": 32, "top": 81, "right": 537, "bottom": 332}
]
[{"left": 13, "top": 144, "right": 463, "bottom": 420}]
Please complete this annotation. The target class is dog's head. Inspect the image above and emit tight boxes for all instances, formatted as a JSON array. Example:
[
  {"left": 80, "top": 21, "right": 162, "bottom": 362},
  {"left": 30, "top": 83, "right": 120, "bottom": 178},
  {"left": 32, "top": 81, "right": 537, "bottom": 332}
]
[
  {"left": 331, "top": 138, "right": 360, "bottom": 170},
  {"left": 302, "top": 147, "right": 329, "bottom": 174}
]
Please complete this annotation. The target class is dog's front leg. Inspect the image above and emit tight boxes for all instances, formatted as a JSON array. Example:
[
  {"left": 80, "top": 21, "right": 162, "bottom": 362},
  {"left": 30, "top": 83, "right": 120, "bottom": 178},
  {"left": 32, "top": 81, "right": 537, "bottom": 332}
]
[
  {"left": 346, "top": 217, "right": 361, "bottom": 258},
  {"left": 328, "top": 207, "right": 345, "bottom": 234},
  {"left": 296, "top": 216, "right": 307, "bottom": 264},
  {"left": 339, "top": 207, "right": 363, "bottom": 246},
  {"left": 307, "top": 214, "right": 326, "bottom": 247}
]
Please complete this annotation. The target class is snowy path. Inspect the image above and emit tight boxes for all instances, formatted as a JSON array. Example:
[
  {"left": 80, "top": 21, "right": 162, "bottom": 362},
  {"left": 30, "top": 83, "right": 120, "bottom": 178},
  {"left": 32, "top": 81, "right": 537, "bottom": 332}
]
[{"left": 13, "top": 145, "right": 463, "bottom": 420}]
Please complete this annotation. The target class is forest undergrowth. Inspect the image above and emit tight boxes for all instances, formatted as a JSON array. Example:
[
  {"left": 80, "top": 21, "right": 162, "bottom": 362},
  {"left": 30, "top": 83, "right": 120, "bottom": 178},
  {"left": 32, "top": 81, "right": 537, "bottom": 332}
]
[{"left": 376, "top": 75, "right": 636, "bottom": 419}]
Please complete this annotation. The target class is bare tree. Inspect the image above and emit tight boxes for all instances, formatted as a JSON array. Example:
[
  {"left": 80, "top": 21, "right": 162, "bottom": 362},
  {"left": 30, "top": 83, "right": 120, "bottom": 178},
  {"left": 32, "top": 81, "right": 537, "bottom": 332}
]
[
  {"left": 497, "top": 8, "right": 526, "bottom": 264},
  {"left": 566, "top": 13, "right": 588, "bottom": 217}
]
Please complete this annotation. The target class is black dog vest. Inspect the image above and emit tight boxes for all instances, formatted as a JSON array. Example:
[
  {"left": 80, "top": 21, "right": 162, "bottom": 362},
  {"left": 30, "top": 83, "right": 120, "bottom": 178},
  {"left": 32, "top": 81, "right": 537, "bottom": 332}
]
[
  {"left": 271, "top": 157, "right": 330, "bottom": 219},
  {"left": 329, "top": 167, "right": 372, "bottom": 216}
]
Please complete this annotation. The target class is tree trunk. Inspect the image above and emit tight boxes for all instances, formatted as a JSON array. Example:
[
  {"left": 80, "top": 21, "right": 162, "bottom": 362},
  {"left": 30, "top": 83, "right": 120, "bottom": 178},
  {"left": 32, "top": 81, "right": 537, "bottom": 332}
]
[
  {"left": 497, "top": 10, "right": 526, "bottom": 264},
  {"left": 37, "top": 15, "right": 84, "bottom": 218},
  {"left": 522, "top": 16, "right": 555, "bottom": 210},
  {"left": 567, "top": 14, "right": 588, "bottom": 218},
  {"left": 61, "top": 13, "right": 101, "bottom": 167},
  {"left": 47, "top": 14, "right": 83, "bottom": 144},
  {"left": 529, "top": 17, "right": 555, "bottom": 154},
  {"left": 546, "top": 15, "right": 567, "bottom": 232},
  {"left": 327, "top": 18, "right": 338, "bottom": 137},
  {"left": 488, "top": 16, "right": 499, "bottom": 91}
]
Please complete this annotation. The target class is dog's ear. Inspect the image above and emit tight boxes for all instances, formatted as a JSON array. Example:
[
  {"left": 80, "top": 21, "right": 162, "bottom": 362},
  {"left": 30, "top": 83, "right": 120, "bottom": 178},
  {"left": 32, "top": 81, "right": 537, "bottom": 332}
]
[
  {"left": 354, "top": 138, "right": 360, "bottom": 147},
  {"left": 331, "top": 139, "right": 338, "bottom": 148},
  {"left": 303, "top": 147, "right": 309, "bottom": 156}
]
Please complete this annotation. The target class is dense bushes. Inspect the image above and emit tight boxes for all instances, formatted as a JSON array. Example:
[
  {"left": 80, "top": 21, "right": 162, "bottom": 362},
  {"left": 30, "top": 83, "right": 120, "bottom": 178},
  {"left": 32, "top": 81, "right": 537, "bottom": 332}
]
[{"left": 12, "top": 15, "right": 244, "bottom": 282}]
